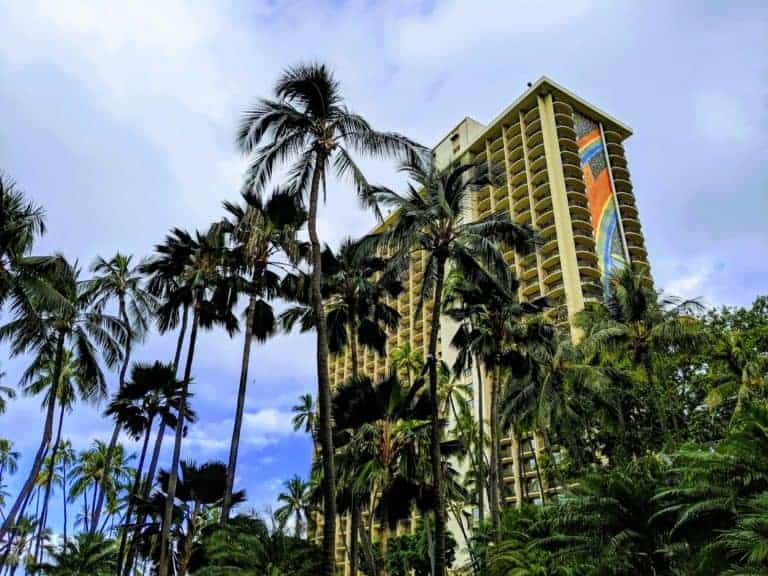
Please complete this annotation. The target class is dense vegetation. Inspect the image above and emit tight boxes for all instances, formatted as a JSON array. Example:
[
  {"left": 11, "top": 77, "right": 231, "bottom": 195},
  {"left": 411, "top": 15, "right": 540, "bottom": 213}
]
[{"left": 0, "top": 63, "right": 766, "bottom": 576}]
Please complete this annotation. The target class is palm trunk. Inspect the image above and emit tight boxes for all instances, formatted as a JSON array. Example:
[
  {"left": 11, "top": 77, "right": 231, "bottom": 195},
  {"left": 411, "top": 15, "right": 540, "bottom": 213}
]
[
  {"left": 123, "top": 304, "right": 188, "bottom": 576},
  {"left": 428, "top": 256, "right": 447, "bottom": 576},
  {"left": 117, "top": 414, "right": 153, "bottom": 574},
  {"left": 222, "top": 295, "right": 256, "bottom": 523},
  {"left": 348, "top": 324, "right": 360, "bottom": 576},
  {"left": 34, "top": 400, "right": 66, "bottom": 563},
  {"left": 92, "top": 297, "right": 132, "bottom": 533},
  {"left": 489, "top": 366, "right": 501, "bottom": 538},
  {"left": 159, "top": 302, "right": 200, "bottom": 576},
  {"left": 62, "top": 458, "right": 68, "bottom": 545},
  {"left": 0, "top": 333, "right": 64, "bottom": 544},
  {"left": 349, "top": 497, "right": 360, "bottom": 576},
  {"left": 308, "top": 158, "right": 337, "bottom": 576}
]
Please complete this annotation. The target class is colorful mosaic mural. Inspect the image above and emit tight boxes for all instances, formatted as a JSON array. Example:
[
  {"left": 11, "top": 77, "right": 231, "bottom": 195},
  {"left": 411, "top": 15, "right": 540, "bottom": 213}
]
[{"left": 573, "top": 112, "right": 626, "bottom": 292}]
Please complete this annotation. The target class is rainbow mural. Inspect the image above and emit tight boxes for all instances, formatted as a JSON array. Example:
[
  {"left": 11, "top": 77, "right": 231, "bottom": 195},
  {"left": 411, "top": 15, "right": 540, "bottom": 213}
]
[{"left": 573, "top": 112, "right": 626, "bottom": 293}]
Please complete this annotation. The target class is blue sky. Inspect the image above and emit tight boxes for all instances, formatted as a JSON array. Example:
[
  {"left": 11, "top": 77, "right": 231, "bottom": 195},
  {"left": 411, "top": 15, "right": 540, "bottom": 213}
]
[{"left": 0, "top": 0, "right": 766, "bottom": 534}]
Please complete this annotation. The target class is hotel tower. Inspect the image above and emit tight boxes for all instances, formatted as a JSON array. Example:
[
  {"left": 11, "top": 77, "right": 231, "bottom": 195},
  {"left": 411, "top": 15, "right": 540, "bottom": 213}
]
[{"left": 321, "top": 77, "right": 651, "bottom": 572}]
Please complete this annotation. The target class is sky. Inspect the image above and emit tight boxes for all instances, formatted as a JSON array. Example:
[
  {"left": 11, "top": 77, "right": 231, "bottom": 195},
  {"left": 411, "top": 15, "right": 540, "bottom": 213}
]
[{"left": 0, "top": 0, "right": 766, "bottom": 535}]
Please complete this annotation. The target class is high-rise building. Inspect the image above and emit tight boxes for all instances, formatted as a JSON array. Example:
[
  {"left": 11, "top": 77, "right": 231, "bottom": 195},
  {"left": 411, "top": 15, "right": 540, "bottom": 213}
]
[{"left": 322, "top": 77, "right": 651, "bottom": 573}]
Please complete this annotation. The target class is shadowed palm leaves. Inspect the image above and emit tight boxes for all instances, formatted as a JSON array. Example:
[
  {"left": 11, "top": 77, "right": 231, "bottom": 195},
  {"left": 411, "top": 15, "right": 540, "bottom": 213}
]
[
  {"left": 446, "top": 272, "right": 543, "bottom": 529},
  {"left": 0, "top": 258, "right": 125, "bottom": 547},
  {"left": 237, "top": 62, "right": 421, "bottom": 576},
  {"left": 333, "top": 373, "right": 432, "bottom": 576},
  {"left": 0, "top": 174, "right": 47, "bottom": 309},
  {"left": 281, "top": 237, "right": 402, "bottom": 379},
  {"left": 88, "top": 253, "right": 156, "bottom": 532},
  {"left": 218, "top": 188, "right": 306, "bottom": 522},
  {"left": 362, "top": 154, "right": 536, "bottom": 575},
  {"left": 142, "top": 462, "right": 245, "bottom": 576},
  {"left": 106, "top": 361, "right": 191, "bottom": 574},
  {"left": 156, "top": 225, "right": 239, "bottom": 576}
]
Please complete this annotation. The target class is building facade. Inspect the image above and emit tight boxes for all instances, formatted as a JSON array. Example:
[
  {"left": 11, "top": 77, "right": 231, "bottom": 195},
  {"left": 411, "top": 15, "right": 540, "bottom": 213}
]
[{"left": 322, "top": 77, "right": 651, "bottom": 573}]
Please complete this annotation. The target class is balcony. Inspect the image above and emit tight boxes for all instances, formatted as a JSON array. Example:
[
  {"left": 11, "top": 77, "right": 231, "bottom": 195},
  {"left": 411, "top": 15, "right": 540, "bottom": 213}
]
[
  {"left": 527, "top": 129, "right": 544, "bottom": 149},
  {"left": 558, "top": 137, "right": 579, "bottom": 155},
  {"left": 603, "top": 130, "right": 623, "bottom": 145},
  {"left": 525, "top": 118, "right": 542, "bottom": 139},
  {"left": 512, "top": 183, "right": 529, "bottom": 202},
  {"left": 523, "top": 107, "right": 539, "bottom": 125},
  {"left": 530, "top": 166, "right": 549, "bottom": 188},
  {"left": 556, "top": 123, "right": 577, "bottom": 142},
  {"left": 622, "top": 217, "right": 642, "bottom": 233},
  {"left": 606, "top": 142, "right": 625, "bottom": 157},
  {"left": 541, "top": 252, "right": 560, "bottom": 272},
  {"left": 611, "top": 166, "right": 631, "bottom": 181},
  {"left": 522, "top": 278, "right": 541, "bottom": 298},
  {"left": 560, "top": 149, "right": 581, "bottom": 167},
  {"left": 553, "top": 100, "right": 573, "bottom": 116},
  {"left": 536, "top": 209, "right": 555, "bottom": 229},
  {"left": 546, "top": 280, "right": 565, "bottom": 299},
  {"left": 609, "top": 154, "right": 627, "bottom": 170},
  {"left": 535, "top": 194, "right": 553, "bottom": 214},
  {"left": 514, "top": 195, "right": 531, "bottom": 214},
  {"left": 529, "top": 153, "right": 547, "bottom": 175},
  {"left": 528, "top": 142, "right": 546, "bottom": 162}
]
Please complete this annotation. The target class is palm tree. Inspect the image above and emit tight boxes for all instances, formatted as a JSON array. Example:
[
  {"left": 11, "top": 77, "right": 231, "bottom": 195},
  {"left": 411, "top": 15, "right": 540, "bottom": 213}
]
[
  {"left": 0, "top": 383, "right": 14, "bottom": 415},
  {"left": 153, "top": 461, "right": 245, "bottom": 576},
  {"left": 577, "top": 265, "right": 703, "bottom": 442},
  {"left": 106, "top": 361, "right": 185, "bottom": 573},
  {"left": 237, "top": 62, "right": 420, "bottom": 575},
  {"left": 138, "top": 229, "right": 197, "bottom": 504},
  {"left": 68, "top": 441, "right": 133, "bottom": 535},
  {"left": 292, "top": 393, "right": 316, "bottom": 439},
  {"left": 0, "top": 173, "right": 46, "bottom": 310},
  {"left": 35, "top": 533, "right": 117, "bottom": 576},
  {"left": 157, "top": 226, "right": 238, "bottom": 576},
  {"left": 26, "top": 350, "right": 105, "bottom": 563},
  {"left": 390, "top": 342, "right": 424, "bottom": 389},
  {"left": 275, "top": 475, "right": 310, "bottom": 538},
  {"left": 445, "top": 272, "right": 541, "bottom": 528},
  {"left": 218, "top": 188, "right": 305, "bottom": 522},
  {"left": 88, "top": 253, "right": 156, "bottom": 532},
  {"left": 0, "top": 257, "right": 124, "bottom": 545},
  {"left": 120, "top": 367, "right": 195, "bottom": 576},
  {"left": 55, "top": 440, "right": 76, "bottom": 545},
  {"left": 281, "top": 238, "right": 402, "bottom": 380},
  {"left": 362, "top": 154, "right": 536, "bottom": 575},
  {"left": 333, "top": 373, "right": 433, "bottom": 575},
  {"left": 0, "top": 439, "right": 19, "bottom": 487}
]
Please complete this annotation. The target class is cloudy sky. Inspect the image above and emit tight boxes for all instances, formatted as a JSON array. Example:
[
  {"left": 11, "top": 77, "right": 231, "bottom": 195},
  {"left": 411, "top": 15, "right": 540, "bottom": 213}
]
[{"left": 1, "top": 0, "right": 766, "bottom": 532}]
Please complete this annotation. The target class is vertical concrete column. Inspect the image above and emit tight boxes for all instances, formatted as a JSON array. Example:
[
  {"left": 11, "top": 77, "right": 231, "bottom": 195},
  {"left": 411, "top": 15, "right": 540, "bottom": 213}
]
[{"left": 537, "top": 93, "right": 585, "bottom": 339}]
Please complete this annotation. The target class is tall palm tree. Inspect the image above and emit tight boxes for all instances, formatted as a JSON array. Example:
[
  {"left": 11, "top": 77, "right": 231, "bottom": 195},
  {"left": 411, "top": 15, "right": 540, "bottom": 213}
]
[
  {"left": 445, "top": 272, "right": 541, "bottom": 528},
  {"left": 119, "top": 366, "right": 194, "bottom": 576},
  {"left": 88, "top": 253, "right": 156, "bottom": 532},
  {"left": 218, "top": 188, "right": 305, "bottom": 522},
  {"left": 106, "top": 361, "right": 185, "bottom": 573},
  {"left": 157, "top": 226, "right": 238, "bottom": 576},
  {"left": 55, "top": 440, "right": 76, "bottom": 545},
  {"left": 0, "top": 173, "right": 47, "bottom": 310},
  {"left": 138, "top": 229, "right": 197, "bottom": 506},
  {"left": 362, "top": 155, "right": 535, "bottom": 575},
  {"left": 237, "top": 62, "right": 420, "bottom": 575},
  {"left": 275, "top": 475, "right": 310, "bottom": 538},
  {"left": 0, "top": 257, "right": 124, "bottom": 545},
  {"left": 26, "top": 350, "right": 105, "bottom": 563}
]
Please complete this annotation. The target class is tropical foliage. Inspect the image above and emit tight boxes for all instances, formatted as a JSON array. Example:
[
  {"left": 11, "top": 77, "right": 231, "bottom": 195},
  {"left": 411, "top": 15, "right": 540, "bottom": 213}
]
[{"left": 1, "top": 62, "right": 766, "bottom": 576}]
